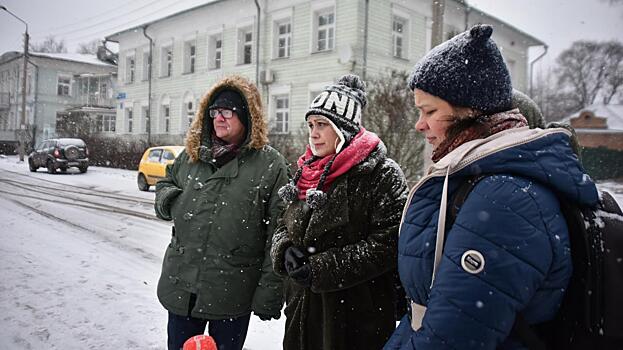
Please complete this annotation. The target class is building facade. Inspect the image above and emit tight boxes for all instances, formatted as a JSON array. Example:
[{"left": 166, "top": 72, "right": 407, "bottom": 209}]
[
  {"left": 0, "top": 52, "right": 117, "bottom": 148},
  {"left": 106, "top": 0, "right": 544, "bottom": 145}
]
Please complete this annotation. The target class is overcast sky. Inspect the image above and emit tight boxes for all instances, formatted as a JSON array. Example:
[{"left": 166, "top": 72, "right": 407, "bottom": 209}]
[{"left": 1, "top": 0, "right": 622, "bottom": 74}]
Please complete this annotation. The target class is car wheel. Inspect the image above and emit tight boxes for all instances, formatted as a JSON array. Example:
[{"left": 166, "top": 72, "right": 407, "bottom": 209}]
[
  {"left": 79, "top": 166, "right": 88, "bottom": 173},
  {"left": 46, "top": 160, "right": 56, "bottom": 174},
  {"left": 60, "top": 167, "right": 67, "bottom": 173},
  {"left": 137, "top": 173, "right": 150, "bottom": 191},
  {"left": 28, "top": 159, "right": 37, "bottom": 172}
]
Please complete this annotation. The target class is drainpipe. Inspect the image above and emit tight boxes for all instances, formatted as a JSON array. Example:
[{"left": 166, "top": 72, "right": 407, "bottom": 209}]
[
  {"left": 142, "top": 26, "right": 153, "bottom": 146},
  {"left": 254, "top": 0, "right": 261, "bottom": 85},
  {"left": 362, "top": 0, "right": 369, "bottom": 80},
  {"left": 529, "top": 44, "right": 548, "bottom": 97},
  {"left": 464, "top": 2, "right": 471, "bottom": 30},
  {"left": 28, "top": 59, "right": 39, "bottom": 146}
]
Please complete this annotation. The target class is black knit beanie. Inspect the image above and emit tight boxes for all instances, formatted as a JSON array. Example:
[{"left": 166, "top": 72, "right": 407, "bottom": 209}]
[
  {"left": 305, "top": 74, "right": 368, "bottom": 143},
  {"left": 207, "top": 88, "right": 249, "bottom": 133},
  {"left": 408, "top": 24, "right": 513, "bottom": 114}
]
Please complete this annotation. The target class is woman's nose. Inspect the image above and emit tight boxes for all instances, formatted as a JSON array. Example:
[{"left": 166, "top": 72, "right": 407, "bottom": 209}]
[{"left": 415, "top": 116, "right": 427, "bottom": 132}]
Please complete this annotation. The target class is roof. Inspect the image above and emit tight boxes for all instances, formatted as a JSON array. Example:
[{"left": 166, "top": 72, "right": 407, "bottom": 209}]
[
  {"left": 466, "top": 4, "right": 544, "bottom": 46},
  {"left": 105, "top": 0, "right": 225, "bottom": 41},
  {"left": 0, "top": 51, "right": 116, "bottom": 68},
  {"left": 562, "top": 103, "right": 623, "bottom": 131}
]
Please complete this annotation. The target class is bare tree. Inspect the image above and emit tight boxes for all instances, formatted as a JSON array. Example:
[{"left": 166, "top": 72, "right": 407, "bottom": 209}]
[
  {"left": 556, "top": 40, "right": 623, "bottom": 111},
  {"left": 29, "top": 35, "right": 67, "bottom": 53},
  {"left": 365, "top": 70, "right": 425, "bottom": 183},
  {"left": 76, "top": 39, "right": 101, "bottom": 55}
]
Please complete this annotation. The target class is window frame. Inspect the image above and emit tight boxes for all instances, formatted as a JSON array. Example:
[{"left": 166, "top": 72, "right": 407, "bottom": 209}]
[
  {"left": 184, "top": 40, "right": 197, "bottom": 74},
  {"left": 207, "top": 32, "right": 223, "bottom": 70},
  {"left": 160, "top": 45, "right": 173, "bottom": 78},
  {"left": 274, "top": 19, "right": 292, "bottom": 59},
  {"left": 313, "top": 7, "right": 335, "bottom": 53},
  {"left": 237, "top": 26, "right": 254, "bottom": 65},
  {"left": 57, "top": 75, "right": 71, "bottom": 96}
]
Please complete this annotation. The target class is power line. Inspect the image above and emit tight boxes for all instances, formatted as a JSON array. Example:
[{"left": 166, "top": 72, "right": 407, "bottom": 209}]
[
  {"left": 60, "top": 0, "right": 209, "bottom": 43},
  {"left": 30, "top": 0, "right": 178, "bottom": 40},
  {"left": 42, "top": 0, "right": 161, "bottom": 32}
]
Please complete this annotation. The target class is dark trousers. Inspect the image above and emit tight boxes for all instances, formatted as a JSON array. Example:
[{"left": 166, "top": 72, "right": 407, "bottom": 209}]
[{"left": 167, "top": 311, "right": 251, "bottom": 350}]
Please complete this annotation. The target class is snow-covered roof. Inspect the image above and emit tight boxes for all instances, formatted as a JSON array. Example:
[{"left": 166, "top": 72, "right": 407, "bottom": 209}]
[
  {"left": 562, "top": 103, "right": 623, "bottom": 131},
  {"left": 30, "top": 52, "right": 116, "bottom": 67}
]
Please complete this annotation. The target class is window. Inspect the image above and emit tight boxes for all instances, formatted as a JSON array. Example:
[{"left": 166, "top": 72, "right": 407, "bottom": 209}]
[
  {"left": 161, "top": 46, "right": 172, "bottom": 77},
  {"left": 162, "top": 150, "right": 176, "bottom": 161},
  {"left": 184, "top": 41, "right": 196, "bottom": 74},
  {"left": 147, "top": 149, "right": 162, "bottom": 162},
  {"left": 57, "top": 76, "right": 70, "bottom": 96},
  {"left": 126, "top": 55, "right": 135, "bottom": 83},
  {"left": 127, "top": 108, "right": 133, "bottom": 133},
  {"left": 142, "top": 51, "right": 150, "bottom": 81},
  {"left": 163, "top": 104, "right": 170, "bottom": 133},
  {"left": 143, "top": 106, "right": 150, "bottom": 133},
  {"left": 97, "top": 114, "right": 116, "bottom": 132},
  {"left": 314, "top": 9, "right": 335, "bottom": 52},
  {"left": 186, "top": 100, "right": 195, "bottom": 127},
  {"left": 238, "top": 27, "right": 253, "bottom": 65},
  {"left": 208, "top": 34, "right": 222, "bottom": 70},
  {"left": 275, "top": 20, "right": 292, "bottom": 58},
  {"left": 393, "top": 16, "right": 407, "bottom": 58},
  {"left": 273, "top": 95, "right": 289, "bottom": 133},
  {"left": 100, "top": 82, "right": 108, "bottom": 99}
]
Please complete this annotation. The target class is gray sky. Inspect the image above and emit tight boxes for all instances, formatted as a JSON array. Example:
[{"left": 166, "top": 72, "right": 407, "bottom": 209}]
[{"left": 1, "top": 0, "right": 622, "bottom": 74}]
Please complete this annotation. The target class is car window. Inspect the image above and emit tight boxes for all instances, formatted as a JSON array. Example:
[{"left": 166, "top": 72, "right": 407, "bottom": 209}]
[
  {"left": 147, "top": 149, "right": 162, "bottom": 162},
  {"left": 59, "top": 139, "right": 86, "bottom": 147},
  {"left": 162, "top": 150, "right": 176, "bottom": 162},
  {"left": 35, "top": 142, "right": 43, "bottom": 151}
]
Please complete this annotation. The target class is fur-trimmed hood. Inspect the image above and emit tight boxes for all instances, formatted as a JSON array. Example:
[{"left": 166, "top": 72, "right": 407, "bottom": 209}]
[{"left": 185, "top": 75, "right": 269, "bottom": 162}]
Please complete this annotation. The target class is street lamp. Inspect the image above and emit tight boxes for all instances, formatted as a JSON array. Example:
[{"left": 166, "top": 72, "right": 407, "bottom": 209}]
[{"left": 1, "top": 5, "right": 29, "bottom": 161}]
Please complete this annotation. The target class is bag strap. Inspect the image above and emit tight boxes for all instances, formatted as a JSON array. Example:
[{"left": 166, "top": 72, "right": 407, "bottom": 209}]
[{"left": 447, "top": 174, "right": 548, "bottom": 350}]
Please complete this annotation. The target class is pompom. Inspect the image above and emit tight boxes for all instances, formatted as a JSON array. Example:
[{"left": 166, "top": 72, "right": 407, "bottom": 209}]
[
  {"left": 306, "top": 189, "right": 328, "bottom": 209},
  {"left": 469, "top": 24, "right": 493, "bottom": 41},
  {"left": 278, "top": 183, "right": 299, "bottom": 202},
  {"left": 337, "top": 74, "right": 366, "bottom": 92}
]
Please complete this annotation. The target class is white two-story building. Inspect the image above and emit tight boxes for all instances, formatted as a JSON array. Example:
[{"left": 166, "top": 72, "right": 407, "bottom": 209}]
[
  {"left": 105, "top": 0, "right": 544, "bottom": 145},
  {"left": 0, "top": 51, "right": 117, "bottom": 148}
]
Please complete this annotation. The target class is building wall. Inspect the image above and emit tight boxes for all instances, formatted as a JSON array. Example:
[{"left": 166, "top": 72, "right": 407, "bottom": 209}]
[
  {"left": 0, "top": 55, "right": 115, "bottom": 145},
  {"left": 576, "top": 132, "right": 623, "bottom": 151},
  {"left": 111, "top": 0, "right": 540, "bottom": 143}
]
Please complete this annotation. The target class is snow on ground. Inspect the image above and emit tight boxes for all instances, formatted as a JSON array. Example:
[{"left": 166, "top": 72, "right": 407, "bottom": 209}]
[
  {"left": 0, "top": 154, "right": 621, "bottom": 350},
  {"left": 0, "top": 156, "right": 284, "bottom": 350}
]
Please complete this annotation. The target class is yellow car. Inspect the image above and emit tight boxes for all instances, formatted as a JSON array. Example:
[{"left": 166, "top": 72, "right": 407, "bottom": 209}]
[{"left": 137, "top": 146, "right": 185, "bottom": 191}]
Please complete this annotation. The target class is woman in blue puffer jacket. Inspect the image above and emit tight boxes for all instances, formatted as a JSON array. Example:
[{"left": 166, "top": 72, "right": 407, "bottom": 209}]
[{"left": 384, "top": 24, "right": 599, "bottom": 349}]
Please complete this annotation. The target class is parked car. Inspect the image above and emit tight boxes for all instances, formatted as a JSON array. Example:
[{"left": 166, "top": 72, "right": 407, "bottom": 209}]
[
  {"left": 137, "top": 146, "right": 185, "bottom": 191},
  {"left": 28, "top": 138, "right": 89, "bottom": 174}
]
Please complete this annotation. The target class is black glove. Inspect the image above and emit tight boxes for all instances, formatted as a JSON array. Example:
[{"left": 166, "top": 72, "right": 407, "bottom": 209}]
[
  {"left": 284, "top": 246, "right": 312, "bottom": 287},
  {"left": 255, "top": 312, "right": 280, "bottom": 321},
  {"left": 284, "top": 246, "right": 308, "bottom": 274},
  {"left": 289, "top": 263, "right": 312, "bottom": 288}
]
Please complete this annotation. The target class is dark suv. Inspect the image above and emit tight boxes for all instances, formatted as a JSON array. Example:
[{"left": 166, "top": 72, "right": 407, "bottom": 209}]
[{"left": 28, "top": 138, "right": 89, "bottom": 174}]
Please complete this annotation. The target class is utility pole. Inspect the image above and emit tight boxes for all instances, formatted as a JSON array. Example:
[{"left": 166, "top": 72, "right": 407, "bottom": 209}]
[{"left": 1, "top": 6, "right": 29, "bottom": 161}]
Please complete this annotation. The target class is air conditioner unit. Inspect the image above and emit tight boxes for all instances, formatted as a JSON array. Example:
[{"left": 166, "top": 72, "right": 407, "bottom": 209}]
[{"left": 260, "top": 69, "right": 275, "bottom": 85}]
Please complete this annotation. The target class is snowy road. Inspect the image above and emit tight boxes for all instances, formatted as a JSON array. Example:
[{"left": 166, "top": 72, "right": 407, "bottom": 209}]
[{"left": 0, "top": 156, "right": 284, "bottom": 350}]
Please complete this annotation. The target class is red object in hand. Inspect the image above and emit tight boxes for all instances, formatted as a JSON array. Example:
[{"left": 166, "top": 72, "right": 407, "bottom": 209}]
[{"left": 183, "top": 335, "right": 217, "bottom": 350}]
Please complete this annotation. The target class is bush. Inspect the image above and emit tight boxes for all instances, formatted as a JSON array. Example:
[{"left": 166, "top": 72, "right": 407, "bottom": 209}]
[
  {"left": 580, "top": 146, "right": 623, "bottom": 180},
  {"left": 82, "top": 135, "right": 149, "bottom": 170}
]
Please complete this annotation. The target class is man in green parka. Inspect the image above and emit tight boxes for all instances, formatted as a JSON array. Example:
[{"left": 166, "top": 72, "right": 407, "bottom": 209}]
[{"left": 154, "top": 75, "right": 289, "bottom": 350}]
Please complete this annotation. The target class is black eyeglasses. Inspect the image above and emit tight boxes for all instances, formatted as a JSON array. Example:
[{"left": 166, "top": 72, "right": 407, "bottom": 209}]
[{"left": 209, "top": 108, "right": 235, "bottom": 119}]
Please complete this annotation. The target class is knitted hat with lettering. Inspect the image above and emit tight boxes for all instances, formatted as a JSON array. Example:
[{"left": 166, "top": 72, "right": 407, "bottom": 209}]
[
  {"left": 408, "top": 24, "right": 513, "bottom": 115},
  {"left": 305, "top": 74, "right": 368, "bottom": 150}
]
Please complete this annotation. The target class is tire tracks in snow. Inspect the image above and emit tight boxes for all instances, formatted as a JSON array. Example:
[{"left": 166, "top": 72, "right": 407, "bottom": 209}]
[{"left": 0, "top": 179, "right": 159, "bottom": 222}]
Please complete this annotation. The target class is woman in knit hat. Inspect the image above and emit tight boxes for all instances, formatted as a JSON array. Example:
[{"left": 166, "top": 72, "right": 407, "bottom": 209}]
[
  {"left": 384, "top": 24, "right": 599, "bottom": 349},
  {"left": 271, "top": 74, "right": 408, "bottom": 350}
]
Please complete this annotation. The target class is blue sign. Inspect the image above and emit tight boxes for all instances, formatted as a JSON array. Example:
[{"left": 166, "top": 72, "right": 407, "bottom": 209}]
[{"left": 117, "top": 92, "right": 126, "bottom": 100}]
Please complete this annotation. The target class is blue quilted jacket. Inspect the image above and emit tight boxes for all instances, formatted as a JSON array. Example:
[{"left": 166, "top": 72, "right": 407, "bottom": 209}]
[{"left": 384, "top": 127, "right": 599, "bottom": 349}]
